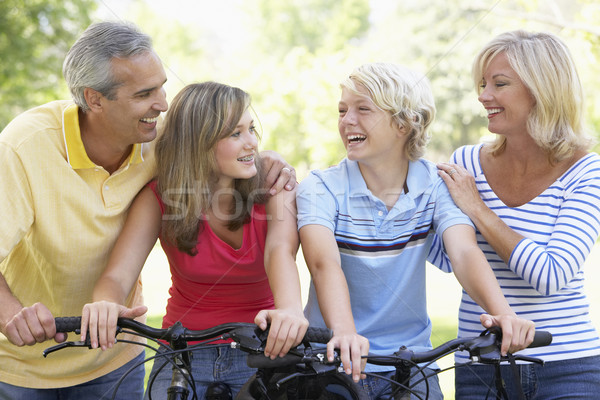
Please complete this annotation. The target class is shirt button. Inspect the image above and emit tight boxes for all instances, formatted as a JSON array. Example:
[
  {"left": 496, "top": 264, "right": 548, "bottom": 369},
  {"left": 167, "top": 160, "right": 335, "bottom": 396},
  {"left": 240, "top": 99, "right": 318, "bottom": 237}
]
[
  {"left": 104, "top": 185, "right": 109, "bottom": 190},
  {"left": 378, "top": 210, "right": 383, "bottom": 216}
]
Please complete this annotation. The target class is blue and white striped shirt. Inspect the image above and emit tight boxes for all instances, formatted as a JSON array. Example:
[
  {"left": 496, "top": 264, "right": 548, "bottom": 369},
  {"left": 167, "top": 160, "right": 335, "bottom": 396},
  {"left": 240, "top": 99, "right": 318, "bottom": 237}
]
[
  {"left": 297, "top": 157, "right": 472, "bottom": 371},
  {"left": 431, "top": 144, "right": 600, "bottom": 363}
]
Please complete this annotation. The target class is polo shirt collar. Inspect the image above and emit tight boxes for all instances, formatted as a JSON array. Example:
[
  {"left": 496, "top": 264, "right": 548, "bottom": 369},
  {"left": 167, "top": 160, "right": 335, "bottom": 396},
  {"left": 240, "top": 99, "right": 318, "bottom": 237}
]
[
  {"left": 62, "top": 103, "right": 145, "bottom": 170},
  {"left": 346, "top": 157, "right": 430, "bottom": 199}
]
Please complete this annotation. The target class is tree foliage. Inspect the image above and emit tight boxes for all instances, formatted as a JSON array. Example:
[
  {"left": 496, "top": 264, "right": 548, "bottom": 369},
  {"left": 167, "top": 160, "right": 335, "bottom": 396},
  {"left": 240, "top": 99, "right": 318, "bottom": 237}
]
[
  {"left": 3, "top": 0, "right": 599, "bottom": 160},
  {"left": 0, "top": 0, "right": 96, "bottom": 130}
]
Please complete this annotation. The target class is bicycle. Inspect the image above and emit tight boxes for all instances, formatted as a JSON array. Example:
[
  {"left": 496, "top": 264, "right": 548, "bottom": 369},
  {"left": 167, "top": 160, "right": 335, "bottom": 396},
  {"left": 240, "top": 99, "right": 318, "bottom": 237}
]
[
  {"left": 44, "top": 317, "right": 339, "bottom": 400},
  {"left": 44, "top": 317, "right": 552, "bottom": 400},
  {"left": 235, "top": 326, "right": 552, "bottom": 400},
  {"left": 240, "top": 327, "right": 552, "bottom": 400}
]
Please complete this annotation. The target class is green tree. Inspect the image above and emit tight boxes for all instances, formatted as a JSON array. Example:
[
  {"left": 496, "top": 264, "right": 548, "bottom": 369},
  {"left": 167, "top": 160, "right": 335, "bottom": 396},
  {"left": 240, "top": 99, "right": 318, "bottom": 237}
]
[
  {"left": 0, "top": 0, "right": 96, "bottom": 131},
  {"left": 236, "top": 0, "right": 371, "bottom": 175},
  {"left": 363, "top": 0, "right": 600, "bottom": 161}
]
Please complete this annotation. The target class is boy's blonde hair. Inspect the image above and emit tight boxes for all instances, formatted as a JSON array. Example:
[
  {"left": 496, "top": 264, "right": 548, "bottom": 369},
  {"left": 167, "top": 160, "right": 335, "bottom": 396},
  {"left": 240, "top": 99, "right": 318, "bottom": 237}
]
[{"left": 341, "top": 63, "right": 436, "bottom": 161}]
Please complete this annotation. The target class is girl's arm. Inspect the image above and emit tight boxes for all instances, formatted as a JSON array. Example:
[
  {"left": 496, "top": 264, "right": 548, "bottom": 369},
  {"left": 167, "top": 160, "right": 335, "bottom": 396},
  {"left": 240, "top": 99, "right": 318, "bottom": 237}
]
[
  {"left": 299, "top": 223, "right": 369, "bottom": 383},
  {"left": 80, "top": 186, "right": 162, "bottom": 350},
  {"left": 255, "top": 187, "right": 308, "bottom": 359},
  {"left": 442, "top": 224, "right": 535, "bottom": 355}
]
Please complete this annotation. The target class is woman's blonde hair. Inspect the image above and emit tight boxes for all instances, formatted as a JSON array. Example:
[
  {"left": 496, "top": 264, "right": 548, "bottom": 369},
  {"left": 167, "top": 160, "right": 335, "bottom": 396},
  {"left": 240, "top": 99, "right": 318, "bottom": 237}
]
[
  {"left": 155, "top": 82, "right": 264, "bottom": 255},
  {"left": 472, "top": 30, "right": 592, "bottom": 162},
  {"left": 341, "top": 63, "right": 436, "bottom": 161}
]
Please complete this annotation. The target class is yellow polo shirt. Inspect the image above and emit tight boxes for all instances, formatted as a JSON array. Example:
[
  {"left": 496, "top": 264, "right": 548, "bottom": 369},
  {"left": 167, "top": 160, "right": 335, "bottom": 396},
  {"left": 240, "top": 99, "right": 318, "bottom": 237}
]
[{"left": 0, "top": 101, "right": 156, "bottom": 388}]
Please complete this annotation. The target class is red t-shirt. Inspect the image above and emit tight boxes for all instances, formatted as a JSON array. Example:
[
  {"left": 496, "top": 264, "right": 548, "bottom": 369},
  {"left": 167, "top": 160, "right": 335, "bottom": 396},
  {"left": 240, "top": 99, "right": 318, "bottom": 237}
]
[{"left": 149, "top": 181, "right": 274, "bottom": 333}]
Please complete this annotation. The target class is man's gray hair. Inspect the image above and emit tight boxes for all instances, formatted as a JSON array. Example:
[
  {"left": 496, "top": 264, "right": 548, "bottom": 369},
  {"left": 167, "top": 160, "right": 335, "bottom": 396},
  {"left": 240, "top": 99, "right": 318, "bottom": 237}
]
[{"left": 63, "top": 21, "right": 154, "bottom": 111}]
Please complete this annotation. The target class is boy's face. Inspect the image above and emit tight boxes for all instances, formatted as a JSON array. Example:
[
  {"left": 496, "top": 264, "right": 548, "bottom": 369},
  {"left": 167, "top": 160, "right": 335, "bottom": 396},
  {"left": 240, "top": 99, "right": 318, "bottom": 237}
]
[{"left": 337, "top": 84, "right": 407, "bottom": 164}]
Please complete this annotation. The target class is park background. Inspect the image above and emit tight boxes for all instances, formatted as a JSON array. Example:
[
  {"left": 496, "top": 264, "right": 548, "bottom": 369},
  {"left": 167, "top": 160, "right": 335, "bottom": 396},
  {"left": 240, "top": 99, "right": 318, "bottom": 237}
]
[{"left": 3, "top": 1, "right": 600, "bottom": 398}]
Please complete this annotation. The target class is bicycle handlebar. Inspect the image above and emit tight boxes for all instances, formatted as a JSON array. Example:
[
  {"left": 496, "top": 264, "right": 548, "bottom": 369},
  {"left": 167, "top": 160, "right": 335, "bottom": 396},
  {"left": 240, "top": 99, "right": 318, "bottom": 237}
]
[
  {"left": 368, "top": 327, "right": 552, "bottom": 366},
  {"left": 244, "top": 327, "right": 552, "bottom": 369},
  {"left": 52, "top": 316, "right": 332, "bottom": 349}
]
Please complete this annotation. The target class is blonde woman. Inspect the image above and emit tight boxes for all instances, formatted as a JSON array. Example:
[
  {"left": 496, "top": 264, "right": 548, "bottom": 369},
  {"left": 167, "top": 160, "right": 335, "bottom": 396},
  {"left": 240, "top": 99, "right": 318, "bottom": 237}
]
[
  {"left": 437, "top": 30, "right": 600, "bottom": 399},
  {"left": 81, "top": 82, "right": 308, "bottom": 398}
]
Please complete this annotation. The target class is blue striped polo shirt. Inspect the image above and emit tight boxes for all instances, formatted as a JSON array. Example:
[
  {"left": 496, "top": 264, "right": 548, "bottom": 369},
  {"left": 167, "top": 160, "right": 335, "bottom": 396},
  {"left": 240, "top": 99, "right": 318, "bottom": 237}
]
[{"left": 297, "top": 157, "right": 472, "bottom": 371}]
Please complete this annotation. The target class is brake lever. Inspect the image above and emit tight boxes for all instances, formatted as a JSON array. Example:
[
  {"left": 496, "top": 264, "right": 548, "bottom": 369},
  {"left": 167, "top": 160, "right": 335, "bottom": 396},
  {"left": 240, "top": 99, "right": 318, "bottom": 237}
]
[
  {"left": 502, "top": 354, "right": 545, "bottom": 365},
  {"left": 43, "top": 338, "right": 93, "bottom": 358}
]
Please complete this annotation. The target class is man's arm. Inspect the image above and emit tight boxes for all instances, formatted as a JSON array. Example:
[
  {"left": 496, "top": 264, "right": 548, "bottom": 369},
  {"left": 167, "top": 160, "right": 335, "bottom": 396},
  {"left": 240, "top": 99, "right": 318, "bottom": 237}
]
[
  {"left": 0, "top": 274, "right": 65, "bottom": 345},
  {"left": 260, "top": 150, "right": 296, "bottom": 195}
]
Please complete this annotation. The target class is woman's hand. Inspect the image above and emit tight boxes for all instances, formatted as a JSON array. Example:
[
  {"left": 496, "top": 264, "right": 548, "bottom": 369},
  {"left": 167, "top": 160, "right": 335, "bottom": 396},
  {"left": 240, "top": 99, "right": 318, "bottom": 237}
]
[
  {"left": 437, "top": 163, "right": 486, "bottom": 218},
  {"left": 80, "top": 301, "right": 147, "bottom": 350},
  {"left": 327, "top": 330, "right": 369, "bottom": 383},
  {"left": 480, "top": 313, "right": 536, "bottom": 355},
  {"left": 254, "top": 308, "right": 309, "bottom": 359}
]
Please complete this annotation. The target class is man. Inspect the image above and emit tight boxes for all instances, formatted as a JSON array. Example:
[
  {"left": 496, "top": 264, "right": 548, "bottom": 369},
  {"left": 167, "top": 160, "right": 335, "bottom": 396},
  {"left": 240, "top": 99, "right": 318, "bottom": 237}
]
[{"left": 0, "top": 21, "right": 294, "bottom": 398}]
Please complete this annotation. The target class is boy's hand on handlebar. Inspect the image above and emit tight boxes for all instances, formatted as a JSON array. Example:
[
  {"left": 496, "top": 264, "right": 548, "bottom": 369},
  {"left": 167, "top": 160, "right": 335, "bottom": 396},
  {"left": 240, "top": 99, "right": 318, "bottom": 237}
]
[
  {"left": 1, "top": 302, "right": 66, "bottom": 346},
  {"left": 328, "top": 330, "right": 369, "bottom": 383},
  {"left": 254, "top": 308, "right": 309, "bottom": 359},
  {"left": 81, "top": 301, "right": 147, "bottom": 350},
  {"left": 480, "top": 313, "right": 536, "bottom": 355}
]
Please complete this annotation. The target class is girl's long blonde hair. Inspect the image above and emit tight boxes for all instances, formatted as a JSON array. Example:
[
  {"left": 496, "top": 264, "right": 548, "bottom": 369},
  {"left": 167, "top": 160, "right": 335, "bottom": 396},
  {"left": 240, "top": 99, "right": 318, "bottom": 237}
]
[{"left": 155, "top": 82, "right": 264, "bottom": 255}]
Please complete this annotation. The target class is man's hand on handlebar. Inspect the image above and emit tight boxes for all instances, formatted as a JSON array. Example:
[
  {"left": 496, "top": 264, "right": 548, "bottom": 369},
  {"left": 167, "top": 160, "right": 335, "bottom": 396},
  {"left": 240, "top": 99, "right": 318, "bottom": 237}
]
[
  {"left": 81, "top": 301, "right": 147, "bottom": 350},
  {"left": 1, "top": 302, "right": 66, "bottom": 346}
]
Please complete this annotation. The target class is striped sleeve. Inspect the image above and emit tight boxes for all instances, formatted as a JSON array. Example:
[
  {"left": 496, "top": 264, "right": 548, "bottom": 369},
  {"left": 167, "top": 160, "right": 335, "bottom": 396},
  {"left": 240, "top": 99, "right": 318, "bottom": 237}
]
[{"left": 507, "top": 157, "right": 600, "bottom": 295}]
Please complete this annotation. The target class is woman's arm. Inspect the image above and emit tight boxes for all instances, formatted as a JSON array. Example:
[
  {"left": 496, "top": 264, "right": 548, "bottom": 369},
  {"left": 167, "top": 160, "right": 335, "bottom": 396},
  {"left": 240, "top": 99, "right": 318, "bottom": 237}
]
[
  {"left": 299, "top": 224, "right": 369, "bottom": 383},
  {"left": 80, "top": 186, "right": 162, "bottom": 350},
  {"left": 443, "top": 224, "right": 535, "bottom": 355},
  {"left": 439, "top": 160, "right": 600, "bottom": 295},
  {"left": 255, "top": 187, "right": 308, "bottom": 359},
  {"left": 437, "top": 162, "right": 521, "bottom": 261}
]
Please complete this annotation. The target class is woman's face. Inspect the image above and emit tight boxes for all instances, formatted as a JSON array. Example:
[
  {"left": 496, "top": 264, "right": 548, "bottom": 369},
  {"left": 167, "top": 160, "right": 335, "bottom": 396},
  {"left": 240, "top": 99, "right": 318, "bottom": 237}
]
[
  {"left": 214, "top": 109, "right": 258, "bottom": 187},
  {"left": 478, "top": 52, "right": 535, "bottom": 138}
]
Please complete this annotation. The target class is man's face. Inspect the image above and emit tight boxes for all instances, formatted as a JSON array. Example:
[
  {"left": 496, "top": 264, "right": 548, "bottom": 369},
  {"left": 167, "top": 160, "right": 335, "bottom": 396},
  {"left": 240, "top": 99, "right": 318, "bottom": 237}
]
[{"left": 99, "top": 51, "right": 168, "bottom": 146}]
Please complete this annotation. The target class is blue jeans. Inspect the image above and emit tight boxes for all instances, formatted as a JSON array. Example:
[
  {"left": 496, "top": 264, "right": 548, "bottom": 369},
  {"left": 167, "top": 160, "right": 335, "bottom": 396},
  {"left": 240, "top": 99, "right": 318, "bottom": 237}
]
[
  {"left": 0, "top": 351, "right": 145, "bottom": 400},
  {"left": 144, "top": 344, "right": 255, "bottom": 399},
  {"left": 359, "top": 368, "right": 443, "bottom": 400},
  {"left": 455, "top": 355, "right": 600, "bottom": 400}
]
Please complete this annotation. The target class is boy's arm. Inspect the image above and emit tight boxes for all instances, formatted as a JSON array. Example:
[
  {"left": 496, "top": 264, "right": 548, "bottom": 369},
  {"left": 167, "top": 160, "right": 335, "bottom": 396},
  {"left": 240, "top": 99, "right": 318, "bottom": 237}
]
[
  {"left": 442, "top": 224, "right": 535, "bottom": 355},
  {"left": 299, "top": 224, "right": 368, "bottom": 382}
]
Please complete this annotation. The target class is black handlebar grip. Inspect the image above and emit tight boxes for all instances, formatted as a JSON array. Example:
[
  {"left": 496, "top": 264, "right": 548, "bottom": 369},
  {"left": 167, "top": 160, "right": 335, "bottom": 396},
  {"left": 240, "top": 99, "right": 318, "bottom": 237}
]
[
  {"left": 246, "top": 352, "right": 304, "bottom": 368},
  {"left": 528, "top": 330, "right": 552, "bottom": 349},
  {"left": 55, "top": 317, "right": 82, "bottom": 333},
  {"left": 304, "top": 327, "right": 332, "bottom": 344}
]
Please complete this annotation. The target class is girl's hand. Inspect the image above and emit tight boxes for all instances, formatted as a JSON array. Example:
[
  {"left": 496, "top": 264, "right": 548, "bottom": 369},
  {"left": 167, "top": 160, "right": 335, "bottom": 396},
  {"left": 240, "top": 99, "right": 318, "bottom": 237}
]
[
  {"left": 81, "top": 301, "right": 147, "bottom": 350},
  {"left": 254, "top": 308, "right": 309, "bottom": 359}
]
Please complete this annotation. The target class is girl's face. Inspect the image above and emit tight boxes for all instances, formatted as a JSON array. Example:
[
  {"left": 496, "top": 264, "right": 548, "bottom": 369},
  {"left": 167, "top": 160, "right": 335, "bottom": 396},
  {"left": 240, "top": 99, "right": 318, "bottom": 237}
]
[
  {"left": 214, "top": 109, "right": 258, "bottom": 187},
  {"left": 478, "top": 52, "right": 535, "bottom": 138},
  {"left": 338, "top": 83, "right": 407, "bottom": 165}
]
